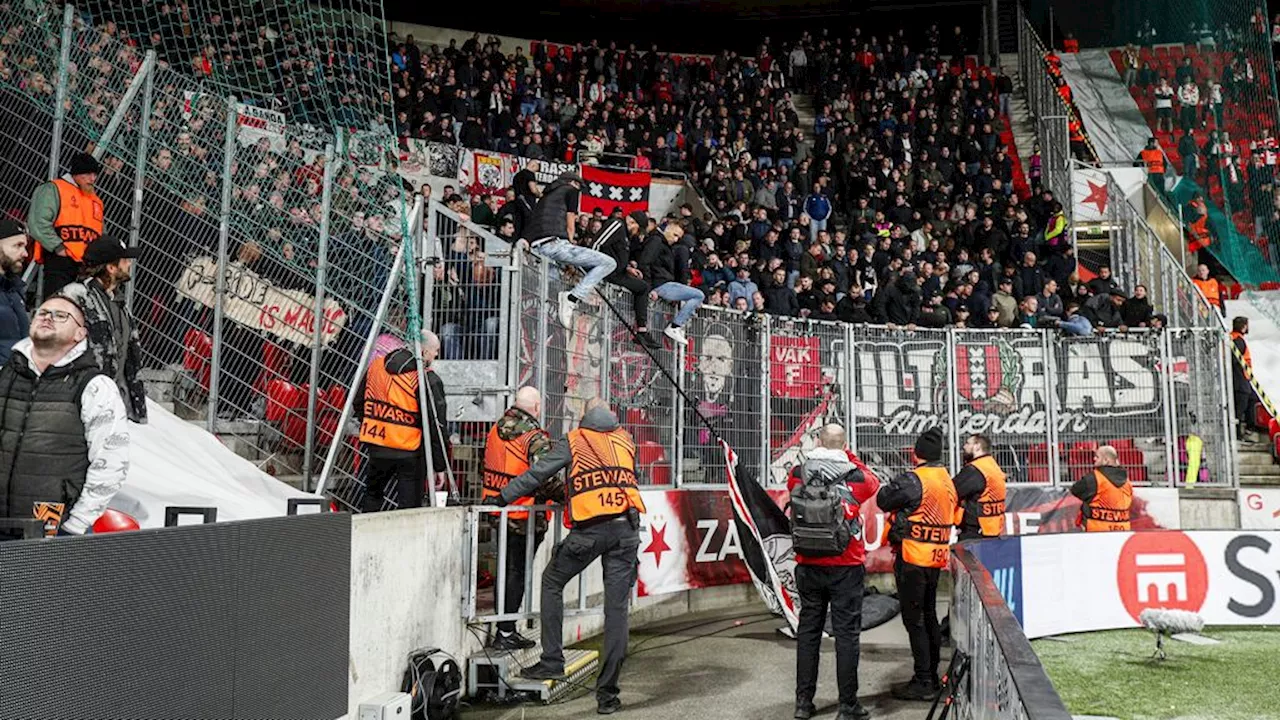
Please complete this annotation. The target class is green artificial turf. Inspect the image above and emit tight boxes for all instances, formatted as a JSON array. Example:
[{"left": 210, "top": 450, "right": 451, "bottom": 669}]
[{"left": 1032, "top": 628, "right": 1280, "bottom": 720}]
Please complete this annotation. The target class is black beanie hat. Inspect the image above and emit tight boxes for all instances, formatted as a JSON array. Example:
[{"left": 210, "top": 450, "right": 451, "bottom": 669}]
[
  {"left": 914, "top": 427, "right": 945, "bottom": 463},
  {"left": 628, "top": 210, "right": 649, "bottom": 228}
]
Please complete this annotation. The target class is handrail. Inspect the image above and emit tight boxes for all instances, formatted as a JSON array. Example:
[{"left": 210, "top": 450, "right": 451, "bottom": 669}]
[{"left": 952, "top": 542, "right": 1074, "bottom": 720}]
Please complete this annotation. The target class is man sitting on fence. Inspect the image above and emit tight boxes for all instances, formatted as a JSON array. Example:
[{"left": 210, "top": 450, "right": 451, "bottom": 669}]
[
  {"left": 592, "top": 211, "right": 661, "bottom": 349},
  {"left": 517, "top": 172, "right": 616, "bottom": 329},
  {"left": 638, "top": 221, "right": 704, "bottom": 348}
]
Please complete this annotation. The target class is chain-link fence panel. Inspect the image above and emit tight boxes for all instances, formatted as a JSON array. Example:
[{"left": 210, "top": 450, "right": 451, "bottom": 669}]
[
  {"left": 1167, "top": 327, "right": 1234, "bottom": 485},
  {"left": 1054, "top": 331, "right": 1169, "bottom": 485},
  {"left": 952, "top": 329, "right": 1057, "bottom": 484},
  {"left": 849, "top": 325, "right": 953, "bottom": 484},
  {"left": 678, "top": 307, "right": 765, "bottom": 486},
  {"left": 765, "top": 316, "right": 848, "bottom": 487}
]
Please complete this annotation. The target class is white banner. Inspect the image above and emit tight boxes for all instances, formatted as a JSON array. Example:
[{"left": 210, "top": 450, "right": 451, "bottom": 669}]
[
  {"left": 176, "top": 256, "right": 347, "bottom": 347},
  {"left": 1240, "top": 489, "right": 1280, "bottom": 529},
  {"left": 1072, "top": 166, "right": 1147, "bottom": 223},
  {"left": 182, "top": 92, "right": 287, "bottom": 152},
  {"left": 1006, "top": 530, "right": 1280, "bottom": 638}
]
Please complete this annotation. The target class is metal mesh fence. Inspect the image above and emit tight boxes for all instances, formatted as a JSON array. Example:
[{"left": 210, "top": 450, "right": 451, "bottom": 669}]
[
  {"left": 767, "top": 318, "right": 848, "bottom": 486},
  {"left": 849, "top": 325, "right": 954, "bottom": 482},
  {"left": 680, "top": 308, "right": 764, "bottom": 486},
  {"left": 0, "top": 1, "right": 415, "bottom": 497}
]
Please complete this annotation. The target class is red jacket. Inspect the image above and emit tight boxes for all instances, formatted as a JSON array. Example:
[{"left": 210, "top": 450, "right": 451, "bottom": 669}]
[{"left": 786, "top": 449, "right": 881, "bottom": 567}]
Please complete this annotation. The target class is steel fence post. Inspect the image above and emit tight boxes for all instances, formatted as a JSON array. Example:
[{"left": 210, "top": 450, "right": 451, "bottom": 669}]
[
  {"left": 1042, "top": 330, "right": 1061, "bottom": 487},
  {"left": 535, "top": 260, "right": 549, "bottom": 428},
  {"left": 671, "top": 327, "right": 684, "bottom": 488},
  {"left": 47, "top": 3, "right": 74, "bottom": 182},
  {"left": 1219, "top": 331, "right": 1238, "bottom": 487},
  {"left": 845, "top": 323, "right": 858, "bottom": 454},
  {"left": 207, "top": 96, "right": 238, "bottom": 433},
  {"left": 945, "top": 328, "right": 961, "bottom": 475},
  {"left": 760, "top": 315, "right": 772, "bottom": 485},
  {"left": 302, "top": 144, "right": 335, "bottom": 490},
  {"left": 125, "top": 51, "right": 155, "bottom": 317},
  {"left": 1160, "top": 330, "right": 1179, "bottom": 487}
]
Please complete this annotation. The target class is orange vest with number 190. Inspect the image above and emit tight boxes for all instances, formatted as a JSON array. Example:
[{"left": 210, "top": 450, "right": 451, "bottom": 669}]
[
  {"left": 902, "top": 465, "right": 960, "bottom": 568},
  {"left": 565, "top": 427, "right": 646, "bottom": 526}
]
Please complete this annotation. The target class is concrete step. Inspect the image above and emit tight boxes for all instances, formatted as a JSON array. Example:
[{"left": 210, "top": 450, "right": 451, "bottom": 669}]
[
  {"left": 1238, "top": 451, "right": 1278, "bottom": 469},
  {"left": 1240, "top": 475, "right": 1280, "bottom": 487}
]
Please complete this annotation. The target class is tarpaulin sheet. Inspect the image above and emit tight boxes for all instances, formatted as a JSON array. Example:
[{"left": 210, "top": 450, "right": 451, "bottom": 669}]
[
  {"left": 109, "top": 400, "right": 315, "bottom": 527},
  {"left": 1060, "top": 49, "right": 1163, "bottom": 170}
]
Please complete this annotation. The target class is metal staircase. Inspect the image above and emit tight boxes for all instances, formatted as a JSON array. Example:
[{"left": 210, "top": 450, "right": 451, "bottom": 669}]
[{"left": 467, "top": 645, "right": 600, "bottom": 703}]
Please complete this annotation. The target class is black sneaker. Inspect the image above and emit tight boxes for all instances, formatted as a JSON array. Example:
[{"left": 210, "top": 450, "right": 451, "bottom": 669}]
[
  {"left": 597, "top": 697, "right": 622, "bottom": 715},
  {"left": 836, "top": 703, "right": 871, "bottom": 720},
  {"left": 519, "top": 663, "right": 566, "bottom": 681},
  {"left": 489, "top": 631, "right": 536, "bottom": 652},
  {"left": 891, "top": 680, "right": 936, "bottom": 702},
  {"left": 636, "top": 332, "right": 663, "bottom": 350},
  {"left": 794, "top": 703, "right": 815, "bottom": 719}
]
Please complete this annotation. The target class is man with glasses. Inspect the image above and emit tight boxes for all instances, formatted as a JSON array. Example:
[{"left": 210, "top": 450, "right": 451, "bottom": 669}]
[{"left": 0, "top": 293, "right": 129, "bottom": 536}]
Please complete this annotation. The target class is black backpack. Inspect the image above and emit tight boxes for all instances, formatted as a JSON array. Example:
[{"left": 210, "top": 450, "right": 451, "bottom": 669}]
[
  {"left": 401, "top": 648, "right": 461, "bottom": 720},
  {"left": 790, "top": 467, "right": 863, "bottom": 557}
]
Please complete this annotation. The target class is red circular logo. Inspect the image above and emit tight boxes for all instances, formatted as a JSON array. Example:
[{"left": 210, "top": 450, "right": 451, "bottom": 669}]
[{"left": 1116, "top": 532, "right": 1209, "bottom": 622}]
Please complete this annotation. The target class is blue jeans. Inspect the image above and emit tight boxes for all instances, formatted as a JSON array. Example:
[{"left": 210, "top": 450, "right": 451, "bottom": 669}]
[
  {"left": 1060, "top": 315, "right": 1093, "bottom": 336},
  {"left": 654, "top": 282, "right": 704, "bottom": 327},
  {"left": 757, "top": 156, "right": 774, "bottom": 169},
  {"left": 532, "top": 239, "right": 617, "bottom": 301},
  {"left": 809, "top": 218, "right": 827, "bottom": 244},
  {"left": 440, "top": 322, "right": 463, "bottom": 360},
  {"left": 520, "top": 101, "right": 537, "bottom": 118}
]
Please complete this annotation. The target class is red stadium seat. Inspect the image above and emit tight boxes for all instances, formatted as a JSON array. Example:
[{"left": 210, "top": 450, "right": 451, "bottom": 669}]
[
  {"left": 181, "top": 328, "right": 212, "bottom": 392},
  {"left": 1255, "top": 403, "right": 1273, "bottom": 430}
]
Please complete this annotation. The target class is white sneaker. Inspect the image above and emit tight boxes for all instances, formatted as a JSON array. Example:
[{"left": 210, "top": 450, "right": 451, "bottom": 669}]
[
  {"left": 558, "top": 292, "right": 576, "bottom": 328},
  {"left": 663, "top": 325, "right": 687, "bottom": 347}
]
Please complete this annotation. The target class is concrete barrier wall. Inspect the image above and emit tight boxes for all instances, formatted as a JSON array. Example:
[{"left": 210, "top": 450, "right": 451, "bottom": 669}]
[{"left": 347, "top": 508, "right": 762, "bottom": 713}]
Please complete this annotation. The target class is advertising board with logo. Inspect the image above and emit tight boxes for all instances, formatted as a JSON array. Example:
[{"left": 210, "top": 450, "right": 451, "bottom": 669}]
[{"left": 976, "top": 530, "right": 1280, "bottom": 638}]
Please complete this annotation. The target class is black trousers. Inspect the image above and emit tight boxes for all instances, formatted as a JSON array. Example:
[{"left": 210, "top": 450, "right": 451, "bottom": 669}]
[
  {"left": 795, "top": 564, "right": 865, "bottom": 711},
  {"left": 606, "top": 274, "right": 650, "bottom": 328},
  {"left": 361, "top": 451, "right": 425, "bottom": 512},
  {"left": 39, "top": 254, "right": 81, "bottom": 301},
  {"left": 498, "top": 526, "right": 545, "bottom": 634},
  {"left": 538, "top": 514, "right": 639, "bottom": 703},
  {"left": 895, "top": 556, "right": 942, "bottom": 683}
]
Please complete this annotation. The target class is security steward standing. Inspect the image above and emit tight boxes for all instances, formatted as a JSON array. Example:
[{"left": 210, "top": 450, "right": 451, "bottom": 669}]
[
  {"left": 354, "top": 330, "right": 446, "bottom": 512},
  {"left": 27, "top": 152, "right": 105, "bottom": 300},
  {"left": 1191, "top": 263, "right": 1223, "bottom": 316},
  {"left": 1070, "top": 445, "right": 1132, "bottom": 531},
  {"left": 787, "top": 424, "right": 879, "bottom": 720},
  {"left": 877, "top": 427, "right": 959, "bottom": 701},
  {"left": 1229, "top": 316, "right": 1260, "bottom": 439},
  {"left": 497, "top": 398, "right": 644, "bottom": 716},
  {"left": 481, "top": 385, "right": 552, "bottom": 651},
  {"left": 1137, "top": 137, "right": 1166, "bottom": 192},
  {"left": 952, "top": 433, "right": 1007, "bottom": 541}
]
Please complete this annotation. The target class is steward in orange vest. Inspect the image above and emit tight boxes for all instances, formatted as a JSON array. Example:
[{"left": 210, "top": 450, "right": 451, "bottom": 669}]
[
  {"left": 878, "top": 427, "right": 960, "bottom": 700},
  {"left": 27, "top": 153, "right": 104, "bottom": 299},
  {"left": 1070, "top": 445, "right": 1132, "bottom": 531},
  {"left": 952, "top": 434, "right": 1007, "bottom": 541},
  {"left": 1230, "top": 316, "right": 1260, "bottom": 439},
  {"left": 1186, "top": 196, "right": 1213, "bottom": 252},
  {"left": 482, "top": 386, "right": 553, "bottom": 650},
  {"left": 1137, "top": 138, "right": 1165, "bottom": 191},
  {"left": 1063, "top": 35, "right": 1080, "bottom": 53},
  {"left": 1191, "top": 263, "right": 1222, "bottom": 312},
  {"left": 496, "top": 399, "right": 645, "bottom": 710},
  {"left": 354, "top": 333, "right": 449, "bottom": 512}
]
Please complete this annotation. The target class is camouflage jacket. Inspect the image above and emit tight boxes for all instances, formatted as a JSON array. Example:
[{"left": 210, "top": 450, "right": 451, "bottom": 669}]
[{"left": 492, "top": 407, "right": 556, "bottom": 532}]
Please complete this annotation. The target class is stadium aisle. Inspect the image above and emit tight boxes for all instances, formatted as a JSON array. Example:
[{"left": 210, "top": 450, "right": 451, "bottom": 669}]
[
  {"left": 1226, "top": 292, "right": 1280, "bottom": 406},
  {"left": 463, "top": 603, "right": 948, "bottom": 720}
]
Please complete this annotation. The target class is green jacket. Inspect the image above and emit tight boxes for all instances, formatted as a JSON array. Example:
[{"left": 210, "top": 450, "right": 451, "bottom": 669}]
[{"left": 27, "top": 181, "right": 65, "bottom": 254}]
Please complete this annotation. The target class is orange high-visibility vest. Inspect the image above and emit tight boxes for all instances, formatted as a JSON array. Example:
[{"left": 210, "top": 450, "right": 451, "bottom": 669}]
[
  {"left": 970, "top": 455, "right": 1007, "bottom": 538},
  {"left": 1063, "top": 37, "right": 1080, "bottom": 53},
  {"left": 359, "top": 355, "right": 422, "bottom": 451},
  {"left": 1192, "top": 276, "right": 1221, "bottom": 307},
  {"left": 901, "top": 465, "right": 960, "bottom": 568},
  {"left": 565, "top": 427, "right": 646, "bottom": 526},
  {"left": 481, "top": 423, "right": 546, "bottom": 521},
  {"left": 1140, "top": 148, "right": 1166, "bottom": 174},
  {"left": 34, "top": 178, "right": 103, "bottom": 263},
  {"left": 1081, "top": 469, "right": 1132, "bottom": 532}
]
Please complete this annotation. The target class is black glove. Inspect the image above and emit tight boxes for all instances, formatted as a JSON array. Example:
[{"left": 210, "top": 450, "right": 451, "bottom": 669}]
[{"left": 492, "top": 492, "right": 509, "bottom": 507}]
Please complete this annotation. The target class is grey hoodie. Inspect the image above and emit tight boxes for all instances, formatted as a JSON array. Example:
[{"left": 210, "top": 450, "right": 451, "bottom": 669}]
[{"left": 499, "top": 407, "right": 623, "bottom": 505}]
